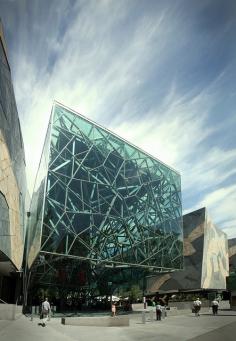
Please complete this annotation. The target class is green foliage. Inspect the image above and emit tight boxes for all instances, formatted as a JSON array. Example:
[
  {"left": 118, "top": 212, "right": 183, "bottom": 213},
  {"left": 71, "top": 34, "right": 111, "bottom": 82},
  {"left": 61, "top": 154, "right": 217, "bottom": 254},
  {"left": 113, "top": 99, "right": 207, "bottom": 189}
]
[{"left": 130, "top": 285, "right": 142, "bottom": 302}]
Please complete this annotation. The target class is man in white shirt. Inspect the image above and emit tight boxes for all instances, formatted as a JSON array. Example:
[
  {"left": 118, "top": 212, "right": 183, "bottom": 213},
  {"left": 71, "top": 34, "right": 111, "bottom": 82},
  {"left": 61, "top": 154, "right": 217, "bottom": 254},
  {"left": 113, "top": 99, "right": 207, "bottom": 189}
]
[
  {"left": 211, "top": 299, "right": 219, "bottom": 315},
  {"left": 193, "top": 298, "right": 201, "bottom": 317},
  {"left": 41, "top": 298, "right": 51, "bottom": 327},
  {"left": 156, "top": 303, "right": 162, "bottom": 320}
]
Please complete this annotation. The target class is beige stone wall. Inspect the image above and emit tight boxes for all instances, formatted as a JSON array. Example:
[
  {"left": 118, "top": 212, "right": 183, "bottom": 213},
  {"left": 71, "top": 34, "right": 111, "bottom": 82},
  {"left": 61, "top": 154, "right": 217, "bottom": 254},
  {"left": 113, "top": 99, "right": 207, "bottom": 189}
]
[
  {"left": 201, "top": 212, "right": 229, "bottom": 289},
  {"left": 0, "top": 130, "right": 23, "bottom": 270}
]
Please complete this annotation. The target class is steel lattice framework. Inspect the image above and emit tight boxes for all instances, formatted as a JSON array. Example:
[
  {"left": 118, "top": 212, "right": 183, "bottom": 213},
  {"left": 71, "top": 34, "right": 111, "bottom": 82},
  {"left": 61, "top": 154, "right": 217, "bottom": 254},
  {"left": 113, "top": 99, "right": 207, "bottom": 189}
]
[{"left": 27, "top": 102, "right": 183, "bottom": 293}]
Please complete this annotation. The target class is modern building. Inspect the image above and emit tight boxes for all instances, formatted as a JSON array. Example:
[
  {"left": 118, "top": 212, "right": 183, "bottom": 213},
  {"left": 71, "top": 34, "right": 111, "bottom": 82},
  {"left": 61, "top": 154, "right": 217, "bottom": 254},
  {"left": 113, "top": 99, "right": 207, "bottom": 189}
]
[
  {"left": 228, "top": 238, "right": 236, "bottom": 271},
  {"left": 0, "top": 19, "right": 27, "bottom": 303},
  {"left": 147, "top": 207, "right": 229, "bottom": 295},
  {"left": 26, "top": 102, "right": 183, "bottom": 306},
  {"left": 227, "top": 238, "right": 236, "bottom": 310}
]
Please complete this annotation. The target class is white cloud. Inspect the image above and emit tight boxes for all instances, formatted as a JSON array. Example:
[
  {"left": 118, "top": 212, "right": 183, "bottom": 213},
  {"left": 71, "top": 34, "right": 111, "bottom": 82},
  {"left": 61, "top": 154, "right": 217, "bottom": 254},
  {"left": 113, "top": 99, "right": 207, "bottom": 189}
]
[
  {"left": 12, "top": 1, "right": 170, "bottom": 193},
  {"left": 111, "top": 87, "right": 236, "bottom": 238},
  {"left": 203, "top": 186, "right": 236, "bottom": 238},
  {"left": 3, "top": 0, "right": 236, "bottom": 238}
]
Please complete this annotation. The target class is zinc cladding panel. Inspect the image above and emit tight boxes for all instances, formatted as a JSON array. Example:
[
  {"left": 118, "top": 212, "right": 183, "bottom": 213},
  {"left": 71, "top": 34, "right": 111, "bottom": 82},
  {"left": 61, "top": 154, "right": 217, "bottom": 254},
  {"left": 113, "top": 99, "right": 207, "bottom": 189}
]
[{"left": 201, "top": 211, "right": 229, "bottom": 289}]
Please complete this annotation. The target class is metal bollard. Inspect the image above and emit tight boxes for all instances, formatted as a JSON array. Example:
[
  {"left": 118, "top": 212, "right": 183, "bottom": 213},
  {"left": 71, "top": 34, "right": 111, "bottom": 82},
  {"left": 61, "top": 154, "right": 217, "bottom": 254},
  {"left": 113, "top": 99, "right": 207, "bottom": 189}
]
[{"left": 142, "top": 311, "right": 146, "bottom": 324}]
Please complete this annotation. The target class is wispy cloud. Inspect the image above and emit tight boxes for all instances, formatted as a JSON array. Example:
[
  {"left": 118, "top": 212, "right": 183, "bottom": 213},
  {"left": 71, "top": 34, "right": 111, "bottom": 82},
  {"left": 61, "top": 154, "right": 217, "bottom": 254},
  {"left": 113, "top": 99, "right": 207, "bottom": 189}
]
[
  {"left": 189, "top": 185, "right": 236, "bottom": 237},
  {"left": 112, "top": 79, "right": 236, "bottom": 239},
  {"left": 1, "top": 0, "right": 236, "bottom": 237}
]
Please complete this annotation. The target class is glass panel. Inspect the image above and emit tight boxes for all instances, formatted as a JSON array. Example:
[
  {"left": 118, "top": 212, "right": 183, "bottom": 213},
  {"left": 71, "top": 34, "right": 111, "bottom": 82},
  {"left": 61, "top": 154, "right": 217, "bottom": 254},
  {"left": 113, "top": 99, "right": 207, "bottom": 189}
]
[{"left": 28, "top": 101, "right": 183, "bottom": 294}]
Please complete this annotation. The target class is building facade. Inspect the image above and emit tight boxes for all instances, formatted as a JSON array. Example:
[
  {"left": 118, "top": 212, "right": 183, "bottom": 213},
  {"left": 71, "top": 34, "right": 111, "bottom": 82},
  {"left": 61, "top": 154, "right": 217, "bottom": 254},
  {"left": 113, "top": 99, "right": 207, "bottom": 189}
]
[
  {"left": 227, "top": 238, "right": 236, "bottom": 310},
  {"left": 147, "top": 207, "right": 229, "bottom": 294},
  {"left": 26, "top": 102, "right": 183, "bottom": 303},
  {"left": 0, "top": 20, "right": 27, "bottom": 303},
  {"left": 228, "top": 238, "right": 236, "bottom": 272}
]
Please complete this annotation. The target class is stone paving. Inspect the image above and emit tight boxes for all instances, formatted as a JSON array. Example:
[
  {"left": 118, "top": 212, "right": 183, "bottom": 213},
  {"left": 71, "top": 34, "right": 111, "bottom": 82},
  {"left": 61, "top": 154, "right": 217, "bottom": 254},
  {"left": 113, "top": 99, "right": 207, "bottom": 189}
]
[{"left": 0, "top": 309, "right": 236, "bottom": 341}]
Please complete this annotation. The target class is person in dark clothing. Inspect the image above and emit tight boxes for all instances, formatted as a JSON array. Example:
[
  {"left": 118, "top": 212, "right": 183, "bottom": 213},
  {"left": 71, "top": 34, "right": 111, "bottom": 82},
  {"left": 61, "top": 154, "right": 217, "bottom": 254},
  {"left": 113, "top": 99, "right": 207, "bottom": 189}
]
[{"left": 156, "top": 302, "right": 162, "bottom": 321}]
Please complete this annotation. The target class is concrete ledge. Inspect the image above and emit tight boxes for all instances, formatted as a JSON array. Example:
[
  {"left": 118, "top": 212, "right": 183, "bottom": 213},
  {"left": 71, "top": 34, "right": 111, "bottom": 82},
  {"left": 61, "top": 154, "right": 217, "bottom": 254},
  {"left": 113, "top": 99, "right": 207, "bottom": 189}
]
[
  {"left": 61, "top": 315, "right": 130, "bottom": 327},
  {"left": 0, "top": 304, "right": 22, "bottom": 320},
  {"left": 169, "top": 301, "right": 210, "bottom": 310},
  {"left": 164, "top": 307, "right": 211, "bottom": 316}
]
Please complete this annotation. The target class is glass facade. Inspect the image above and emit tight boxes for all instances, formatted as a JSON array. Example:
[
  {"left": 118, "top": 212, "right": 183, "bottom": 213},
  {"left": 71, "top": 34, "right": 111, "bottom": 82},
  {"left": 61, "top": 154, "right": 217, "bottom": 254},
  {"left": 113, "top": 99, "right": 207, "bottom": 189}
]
[{"left": 27, "top": 103, "right": 183, "bottom": 298}]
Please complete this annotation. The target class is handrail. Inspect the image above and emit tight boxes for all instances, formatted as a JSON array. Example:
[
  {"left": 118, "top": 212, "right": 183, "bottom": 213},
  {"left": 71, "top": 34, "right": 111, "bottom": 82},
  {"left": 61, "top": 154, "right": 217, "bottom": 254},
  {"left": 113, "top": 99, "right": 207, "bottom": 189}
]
[{"left": 0, "top": 298, "right": 7, "bottom": 304}]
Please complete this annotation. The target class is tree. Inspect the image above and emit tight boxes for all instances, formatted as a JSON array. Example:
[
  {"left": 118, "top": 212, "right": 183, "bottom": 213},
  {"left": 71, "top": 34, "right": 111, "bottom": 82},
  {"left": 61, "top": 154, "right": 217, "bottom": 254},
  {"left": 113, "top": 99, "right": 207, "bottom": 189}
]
[{"left": 129, "top": 285, "right": 142, "bottom": 303}]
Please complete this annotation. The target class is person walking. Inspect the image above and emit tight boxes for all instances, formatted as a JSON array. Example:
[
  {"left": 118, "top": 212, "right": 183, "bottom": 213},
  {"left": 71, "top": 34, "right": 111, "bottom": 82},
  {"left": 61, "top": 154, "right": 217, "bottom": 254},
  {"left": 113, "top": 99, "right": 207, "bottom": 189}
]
[
  {"left": 111, "top": 302, "right": 116, "bottom": 317},
  {"left": 193, "top": 298, "right": 201, "bottom": 317},
  {"left": 162, "top": 305, "right": 167, "bottom": 319},
  {"left": 41, "top": 297, "right": 51, "bottom": 327},
  {"left": 156, "top": 302, "right": 162, "bottom": 321},
  {"left": 211, "top": 299, "right": 219, "bottom": 315},
  {"left": 152, "top": 300, "right": 156, "bottom": 312}
]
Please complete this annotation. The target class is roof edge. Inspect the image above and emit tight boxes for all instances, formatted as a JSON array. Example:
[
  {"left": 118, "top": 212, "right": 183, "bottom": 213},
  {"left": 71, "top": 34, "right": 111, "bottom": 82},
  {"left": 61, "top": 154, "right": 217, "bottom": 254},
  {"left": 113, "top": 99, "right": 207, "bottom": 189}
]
[{"left": 53, "top": 100, "right": 181, "bottom": 176}]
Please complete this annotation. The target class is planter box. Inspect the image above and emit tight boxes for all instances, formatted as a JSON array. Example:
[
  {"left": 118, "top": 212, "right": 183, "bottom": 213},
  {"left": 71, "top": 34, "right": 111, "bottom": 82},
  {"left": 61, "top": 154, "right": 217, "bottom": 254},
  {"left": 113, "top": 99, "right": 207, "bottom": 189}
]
[{"left": 61, "top": 315, "right": 129, "bottom": 327}]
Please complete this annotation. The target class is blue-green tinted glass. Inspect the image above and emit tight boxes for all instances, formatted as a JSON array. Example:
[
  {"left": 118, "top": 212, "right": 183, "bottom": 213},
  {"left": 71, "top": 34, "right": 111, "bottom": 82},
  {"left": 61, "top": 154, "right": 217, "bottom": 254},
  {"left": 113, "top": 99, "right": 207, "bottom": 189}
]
[{"left": 38, "top": 103, "right": 183, "bottom": 270}]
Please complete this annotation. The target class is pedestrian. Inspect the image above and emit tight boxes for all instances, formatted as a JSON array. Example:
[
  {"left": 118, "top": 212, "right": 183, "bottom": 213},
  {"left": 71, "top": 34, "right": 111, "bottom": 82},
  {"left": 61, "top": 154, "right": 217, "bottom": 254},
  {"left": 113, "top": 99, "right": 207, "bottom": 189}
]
[
  {"left": 162, "top": 305, "right": 167, "bottom": 319},
  {"left": 111, "top": 302, "right": 116, "bottom": 317},
  {"left": 193, "top": 298, "right": 201, "bottom": 317},
  {"left": 211, "top": 299, "right": 219, "bottom": 315},
  {"left": 41, "top": 297, "right": 51, "bottom": 327},
  {"left": 156, "top": 302, "right": 162, "bottom": 321}
]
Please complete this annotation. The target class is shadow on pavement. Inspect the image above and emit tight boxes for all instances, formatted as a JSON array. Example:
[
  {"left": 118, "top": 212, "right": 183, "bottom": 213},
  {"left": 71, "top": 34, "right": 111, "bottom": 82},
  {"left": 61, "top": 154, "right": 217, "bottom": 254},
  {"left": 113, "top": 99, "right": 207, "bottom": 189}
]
[
  {"left": 201, "top": 313, "right": 236, "bottom": 317},
  {"left": 189, "top": 321, "right": 236, "bottom": 341}
]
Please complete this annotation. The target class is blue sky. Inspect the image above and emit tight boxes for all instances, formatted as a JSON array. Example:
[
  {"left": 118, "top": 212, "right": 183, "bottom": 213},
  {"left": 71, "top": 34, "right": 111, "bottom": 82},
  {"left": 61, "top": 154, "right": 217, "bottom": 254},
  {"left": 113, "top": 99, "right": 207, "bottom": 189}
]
[{"left": 0, "top": 0, "right": 236, "bottom": 237}]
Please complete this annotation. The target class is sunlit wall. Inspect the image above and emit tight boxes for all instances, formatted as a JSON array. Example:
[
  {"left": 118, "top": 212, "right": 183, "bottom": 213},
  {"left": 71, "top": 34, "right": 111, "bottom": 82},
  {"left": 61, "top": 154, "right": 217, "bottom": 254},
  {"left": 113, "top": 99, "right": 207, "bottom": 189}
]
[
  {"left": 147, "top": 207, "right": 229, "bottom": 293},
  {"left": 0, "top": 20, "right": 27, "bottom": 274}
]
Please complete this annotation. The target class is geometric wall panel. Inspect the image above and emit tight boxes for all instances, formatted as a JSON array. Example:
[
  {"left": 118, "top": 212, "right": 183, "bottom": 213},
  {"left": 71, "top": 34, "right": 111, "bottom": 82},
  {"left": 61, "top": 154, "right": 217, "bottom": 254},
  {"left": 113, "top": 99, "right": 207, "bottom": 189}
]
[
  {"left": 147, "top": 207, "right": 229, "bottom": 293},
  {"left": 201, "top": 211, "right": 229, "bottom": 289},
  {"left": 27, "top": 102, "right": 183, "bottom": 274},
  {"left": 0, "top": 21, "right": 27, "bottom": 274},
  {"left": 228, "top": 238, "right": 236, "bottom": 272}
]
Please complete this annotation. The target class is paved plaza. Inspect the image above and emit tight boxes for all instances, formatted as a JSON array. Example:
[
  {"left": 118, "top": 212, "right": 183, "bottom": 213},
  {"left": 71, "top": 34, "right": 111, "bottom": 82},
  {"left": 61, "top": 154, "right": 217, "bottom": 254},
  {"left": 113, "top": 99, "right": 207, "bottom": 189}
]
[{"left": 1, "top": 310, "right": 236, "bottom": 341}]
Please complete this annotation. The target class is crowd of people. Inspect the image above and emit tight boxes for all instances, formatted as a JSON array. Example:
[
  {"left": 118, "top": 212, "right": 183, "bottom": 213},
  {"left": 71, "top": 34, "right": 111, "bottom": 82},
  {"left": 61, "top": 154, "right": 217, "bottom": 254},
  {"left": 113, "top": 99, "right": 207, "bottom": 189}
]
[
  {"left": 192, "top": 297, "right": 221, "bottom": 317},
  {"left": 37, "top": 295, "right": 222, "bottom": 326}
]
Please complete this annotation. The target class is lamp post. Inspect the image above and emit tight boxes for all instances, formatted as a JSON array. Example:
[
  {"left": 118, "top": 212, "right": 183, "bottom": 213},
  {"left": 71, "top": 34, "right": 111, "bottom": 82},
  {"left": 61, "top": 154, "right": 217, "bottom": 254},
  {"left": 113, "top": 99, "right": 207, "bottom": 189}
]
[{"left": 143, "top": 276, "right": 146, "bottom": 309}]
